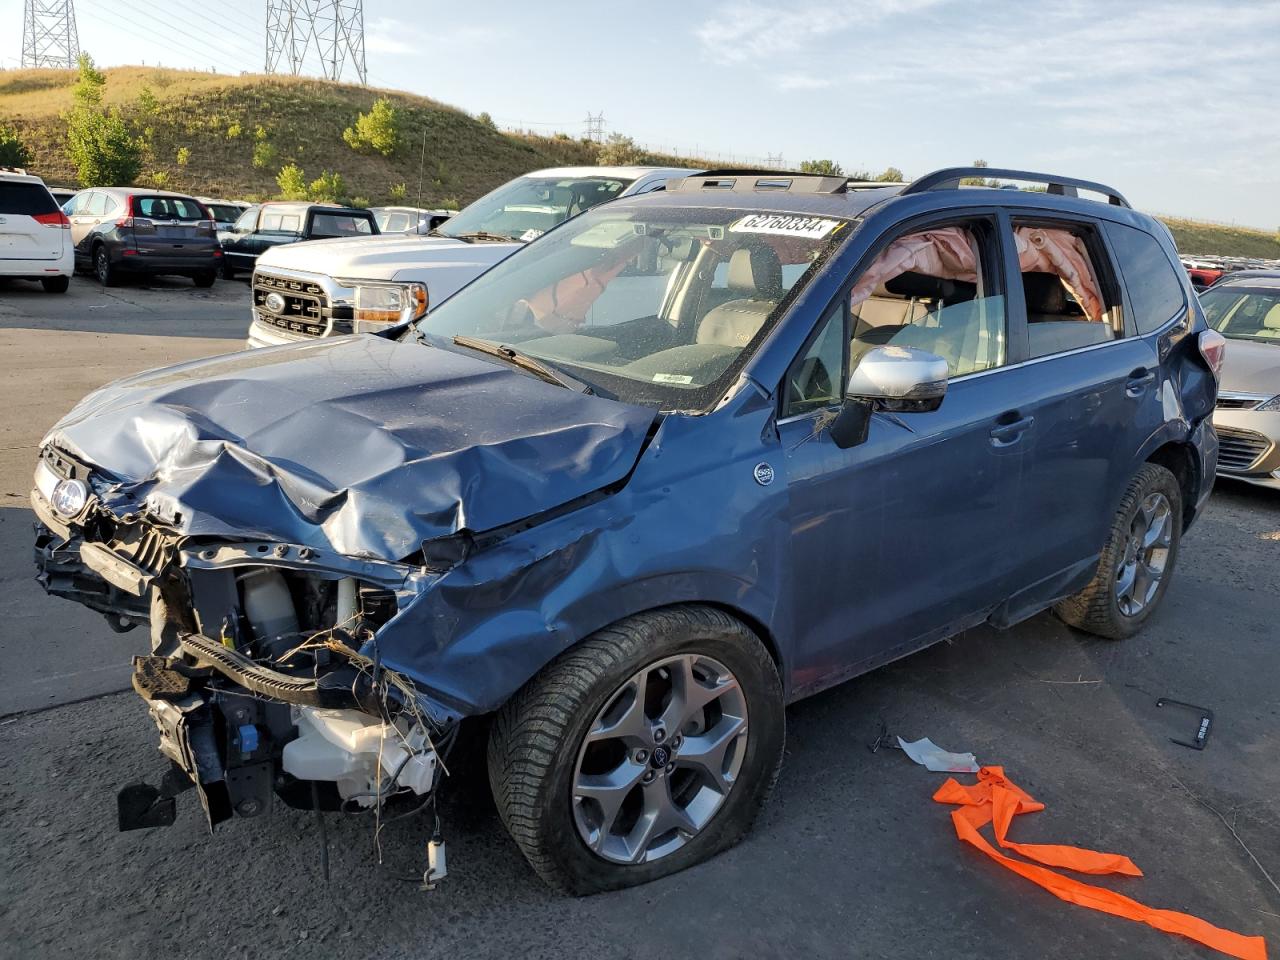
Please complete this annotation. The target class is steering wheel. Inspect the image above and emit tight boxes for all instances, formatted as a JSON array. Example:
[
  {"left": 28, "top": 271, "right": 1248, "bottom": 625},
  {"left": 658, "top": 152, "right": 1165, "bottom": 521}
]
[{"left": 788, "top": 356, "right": 834, "bottom": 409}]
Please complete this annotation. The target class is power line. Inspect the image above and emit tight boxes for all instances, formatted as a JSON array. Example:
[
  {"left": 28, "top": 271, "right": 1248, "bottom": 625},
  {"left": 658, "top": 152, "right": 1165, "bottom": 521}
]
[{"left": 22, "top": 0, "right": 80, "bottom": 68}]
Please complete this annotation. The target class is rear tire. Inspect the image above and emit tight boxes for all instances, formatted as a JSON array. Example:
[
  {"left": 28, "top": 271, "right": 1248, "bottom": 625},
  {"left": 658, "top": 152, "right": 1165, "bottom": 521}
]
[
  {"left": 488, "top": 605, "right": 784, "bottom": 895},
  {"left": 1054, "top": 463, "right": 1182, "bottom": 639},
  {"left": 93, "top": 245, "right": 119, "bottom": 287},
  {"left": 41, "top": 276, "right": 70, "bottom": 293},
  {"left": 193, "top": 270, "right": 216, "bottom": 288}
]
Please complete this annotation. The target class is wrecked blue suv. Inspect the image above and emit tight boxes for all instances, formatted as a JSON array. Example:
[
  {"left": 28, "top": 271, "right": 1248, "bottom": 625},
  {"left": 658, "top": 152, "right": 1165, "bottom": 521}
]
[{"left": 32, "top": 167, "right": 1221, "bottom": 893}]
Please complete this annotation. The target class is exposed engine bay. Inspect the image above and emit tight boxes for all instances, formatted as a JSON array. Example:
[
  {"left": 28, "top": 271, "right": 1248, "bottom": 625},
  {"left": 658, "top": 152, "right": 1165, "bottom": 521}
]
[{"left": 33, "top": 442, "right": 455, "bottom": 880}]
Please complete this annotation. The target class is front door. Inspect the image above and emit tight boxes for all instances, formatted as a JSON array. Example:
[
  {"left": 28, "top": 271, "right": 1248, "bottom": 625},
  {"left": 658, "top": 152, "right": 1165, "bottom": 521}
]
[{"left": 778, "top": 214, "right": 1026, "bottom": 695}]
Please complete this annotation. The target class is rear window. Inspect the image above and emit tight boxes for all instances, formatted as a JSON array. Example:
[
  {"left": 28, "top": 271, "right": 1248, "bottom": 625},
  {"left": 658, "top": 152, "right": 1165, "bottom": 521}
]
[
  {"left": 0, "top": 181, "right": 58, "bottom": 216},
  {"left": 311, "top": 212, "right": 374, "bottom": 238},
  {"left": 132, "top": 196, "right": 207, "bottom": 221},
  {"left": 261, "top": 212, "right": 301, "bottom": 233},
  {"left": 205, "top": 203, "right": 241, "bottom": 224},
  {"left": 1103, "top": 222, "right": 1187, "bottom": 334}
]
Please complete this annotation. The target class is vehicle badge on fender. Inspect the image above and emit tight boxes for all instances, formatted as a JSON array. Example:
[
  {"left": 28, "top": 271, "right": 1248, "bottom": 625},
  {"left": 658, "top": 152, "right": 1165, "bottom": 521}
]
[{"left": 753, "top": 462, "right": 774, "bottom": 486}]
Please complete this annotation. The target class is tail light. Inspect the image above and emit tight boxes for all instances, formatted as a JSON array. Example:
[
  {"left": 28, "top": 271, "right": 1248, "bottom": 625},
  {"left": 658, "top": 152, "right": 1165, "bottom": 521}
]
[
  {"left": 33, "top": 210, "right": 70, "bottom": 229},
  {"left": 116, "top": 217, "right": 156, "bottom": 234},
  {"left": 1198, "top": 330, "right": 1226, "bottom": 377}
]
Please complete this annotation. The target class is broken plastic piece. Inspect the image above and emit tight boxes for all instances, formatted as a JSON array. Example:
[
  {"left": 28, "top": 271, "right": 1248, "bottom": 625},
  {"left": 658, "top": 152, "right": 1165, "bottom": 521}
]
[
  {"left": 897, "top": 736, "right": 980, "bottom": 773},
  {"left": 423, "top": 837, "right": 447, "bottom": 890},
  {"left": 933, "top": 766, "right": 1267, "bottom": 960},
  {"left": 1157, "top": 697, "right": 1214, "bottom": 750}
]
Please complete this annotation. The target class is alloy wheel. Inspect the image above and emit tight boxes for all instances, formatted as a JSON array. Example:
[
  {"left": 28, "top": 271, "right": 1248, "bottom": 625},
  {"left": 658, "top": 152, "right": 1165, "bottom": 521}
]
[
  {"left": 1115, "top": 491, "right": 1172, "bottom": 617},
  {"left": 572, "top": 653, "right": 749, "bottom": 865}
]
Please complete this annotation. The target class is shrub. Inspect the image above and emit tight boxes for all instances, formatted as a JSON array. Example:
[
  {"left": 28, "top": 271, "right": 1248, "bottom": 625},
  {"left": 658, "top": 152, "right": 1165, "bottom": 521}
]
[
  {"left": 342, "top": 97, "right": 399, "bottom": 155},
  {"left": 350, "top": 195, "right": 370, "bottom": 209},
  {"left": 276, "top": 163, "right": 307, "bottom": 200},
  {"left": 388, "top": 182, "right": 407, "bottom": 202},
  {"left": 597, "top": 133, "right": 646, "bottom": 166},
  {"left": 71, "top": 53, "right": 105, "bottom": 108},
  {"left": 226, "top": 121, "right": 242, "bottom": 139},
  {"left": 254, "top": 124, "right": 269, "bottom": 141},
  {"left": 66, "top": 107, "right": 141, "bottom": 186},
  {"left": 0, "top": 123, "right": 32, "bottom": 167},
  {"left": 150, "top": 170, "right": 170, "bottom": 188},
  {"left": 799, "top": 159, "right": 843, "bottom": 176},
  {"left": 176, "top": 146, "right": 190, "bottom": 166},
  {"left": 135, "top": 85, "right": 159, "bottom": 115},
  {"left": 307, "top": 170, "right": 345, "bottom": 203},
  {"left": 476, "top": 111, "right": 496, "bottom": 130},
  {"left": 876, "top": 166, "right": 904, "bottom": 182},
  {"left": 252, "top": 139, "right": 276, "bottom": 169}
]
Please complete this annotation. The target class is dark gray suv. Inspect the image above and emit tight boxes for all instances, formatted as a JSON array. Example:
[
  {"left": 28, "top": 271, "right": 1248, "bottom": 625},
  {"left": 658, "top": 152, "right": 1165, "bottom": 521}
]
[{"left": 65, "top": 187, "right": 222, "bottom": 287}]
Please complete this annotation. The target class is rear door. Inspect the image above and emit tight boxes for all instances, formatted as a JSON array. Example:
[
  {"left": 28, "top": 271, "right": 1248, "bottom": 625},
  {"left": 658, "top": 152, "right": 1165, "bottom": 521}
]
[
  {"left": 129, "top": 195, "right": 216, "bottom": 255},
  {"left": 990, "top": 209, "right": 1165, "bottom": 605},
  {"left": 0, "top": 179, "right": 64, "bottom": 261},
  {"left": 254, "top": 208, "right": 304, "bottom": 257}
]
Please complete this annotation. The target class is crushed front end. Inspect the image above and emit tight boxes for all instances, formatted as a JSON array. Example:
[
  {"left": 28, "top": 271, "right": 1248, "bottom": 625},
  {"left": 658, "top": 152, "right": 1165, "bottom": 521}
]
[{"left": 32, "top": 444, "right": 453, "bottom": 836}]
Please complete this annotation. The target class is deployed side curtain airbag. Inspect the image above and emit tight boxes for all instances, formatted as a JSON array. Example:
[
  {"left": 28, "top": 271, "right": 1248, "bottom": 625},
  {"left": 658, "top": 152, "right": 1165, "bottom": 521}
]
[{"left": 1013, "top": 226, "right": 1104, "bottom": 321}]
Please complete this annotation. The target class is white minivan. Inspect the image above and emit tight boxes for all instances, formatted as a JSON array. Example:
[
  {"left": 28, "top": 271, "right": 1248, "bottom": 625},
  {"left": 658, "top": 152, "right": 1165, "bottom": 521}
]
[
  {"left": 245, "top": 166, "right": 695, "bottom": 348},
  {"left": 0, "top": 170, "right": 74, "bottom": 292}
]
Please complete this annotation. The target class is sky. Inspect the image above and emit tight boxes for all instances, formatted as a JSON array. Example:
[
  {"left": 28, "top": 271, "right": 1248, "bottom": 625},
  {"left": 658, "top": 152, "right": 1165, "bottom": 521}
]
[{"left": 3, "top": 0, "right": 1279, "bottom": 228}]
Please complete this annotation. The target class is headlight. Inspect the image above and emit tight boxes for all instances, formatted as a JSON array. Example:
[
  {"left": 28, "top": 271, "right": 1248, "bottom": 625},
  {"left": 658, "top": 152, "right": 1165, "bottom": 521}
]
[
  {"left": 352, "top": 282, "right": 428, "bottom": 324},
  {"left": 50, "top": 478, "right": 88, "bottom": 517},
  {"left": 1256, "top": 395, "right": 1280, "bottom": 412}
]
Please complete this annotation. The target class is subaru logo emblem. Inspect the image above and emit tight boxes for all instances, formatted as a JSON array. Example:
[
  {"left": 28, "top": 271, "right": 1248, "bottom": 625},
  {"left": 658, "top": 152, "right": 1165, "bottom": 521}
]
[
  {"left": 650, "top": 745, "right": 671, "bottom": 768},
  {"left": 263, "top": 292, "right": 286, "bottom": 314},
  {"left": 753, "top": 462, "right": 774, "bottom": 486}
]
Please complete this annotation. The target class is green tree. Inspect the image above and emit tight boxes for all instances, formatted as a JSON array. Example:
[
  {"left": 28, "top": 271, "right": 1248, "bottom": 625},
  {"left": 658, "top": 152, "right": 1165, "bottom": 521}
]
[
  {"left": 276, "top": 163, "right": 307, "bottom": 200},
  {"left": 476, "top": 111, "right": 496, "bottom": 130},
  {"left": 252, "top": 140, "right": 276, "bottom": 169},
  {"left": 342, "top": 97, "right": 400, "bottom": 155},
  {"left": 307, "top": 170, "right": 345, "bottom": 203},
  {"left": 799, "top": 159, "right": 844, "bottom": 176},
  {"left": 388, "top": 182, "right": 407, "bottom": 202},
  {"left": 66, "top": 108, "right": 142, "bottom": 186},
  {"left": 0, "top": 123, "right": 32, "bottom": 167},
  {"left": 176, "top": 146, "right": 190, "bottom": 166},
  {"left": 961, "top": 158, "right": 993, "bottom": 186},
  {"left": 135, "top": 85, "right": 159, "bottom": 115},
  {"left": 71, "top": 53, "right": 105, "bottom": 108},
  {"left": 597, "top": 133, "right": 646, "bottom": 165},
  {"left": 876, "top": 166, "right": 905, "bottom": 182}
]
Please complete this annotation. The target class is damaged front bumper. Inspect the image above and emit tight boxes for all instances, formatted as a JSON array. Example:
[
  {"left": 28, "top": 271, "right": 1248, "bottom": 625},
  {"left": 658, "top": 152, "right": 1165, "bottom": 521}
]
[{"left": 31, "top": 454, "right": 451, "bottom": 834}]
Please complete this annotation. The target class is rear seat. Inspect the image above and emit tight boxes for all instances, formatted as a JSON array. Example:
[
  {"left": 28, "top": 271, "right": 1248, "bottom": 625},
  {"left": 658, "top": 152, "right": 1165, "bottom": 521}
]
[{"left": 1023, "top": 271, "right": 1114, "bottom": 357}]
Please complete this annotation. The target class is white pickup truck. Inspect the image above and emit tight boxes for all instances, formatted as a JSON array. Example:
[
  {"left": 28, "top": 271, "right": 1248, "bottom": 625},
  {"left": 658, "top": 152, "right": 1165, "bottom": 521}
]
[{"left": 245, "top": 166, "right": 694, "bottom": 348}]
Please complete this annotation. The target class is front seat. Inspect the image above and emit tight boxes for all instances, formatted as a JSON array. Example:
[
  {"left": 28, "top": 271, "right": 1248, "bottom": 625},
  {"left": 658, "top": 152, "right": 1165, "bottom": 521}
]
[{"left": 697, "top": 246, "right": 783, "bottom": 347}]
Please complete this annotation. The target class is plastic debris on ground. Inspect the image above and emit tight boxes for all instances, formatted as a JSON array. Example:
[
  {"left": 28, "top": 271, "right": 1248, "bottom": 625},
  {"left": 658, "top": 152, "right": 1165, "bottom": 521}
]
[
  {"left": 896, "top": 736, "right": 981, "bottom": 773},
  {"left": 932, "top": 766, "right": 1268, "bottom": 960}
]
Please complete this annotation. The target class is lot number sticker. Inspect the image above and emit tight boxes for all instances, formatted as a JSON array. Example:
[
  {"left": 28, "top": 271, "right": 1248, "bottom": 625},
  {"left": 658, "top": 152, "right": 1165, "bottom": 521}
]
[{"left": 729, "top": 215, "right": 839, "bottom": 239}]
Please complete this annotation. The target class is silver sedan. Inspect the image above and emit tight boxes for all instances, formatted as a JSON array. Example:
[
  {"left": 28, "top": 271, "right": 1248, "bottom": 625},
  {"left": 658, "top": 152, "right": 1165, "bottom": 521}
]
[{"left": 1201, "top": 271, "right": 1280, "bottom": 489}]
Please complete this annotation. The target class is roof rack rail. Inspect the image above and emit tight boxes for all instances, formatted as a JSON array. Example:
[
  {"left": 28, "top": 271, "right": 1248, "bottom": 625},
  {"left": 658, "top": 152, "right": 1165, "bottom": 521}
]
[
  {"left": 900, "top": 167, "right": 1131, "bottom": 208},
  {"left": 667, "top": 170, "right": 848, "bottom": 195}
]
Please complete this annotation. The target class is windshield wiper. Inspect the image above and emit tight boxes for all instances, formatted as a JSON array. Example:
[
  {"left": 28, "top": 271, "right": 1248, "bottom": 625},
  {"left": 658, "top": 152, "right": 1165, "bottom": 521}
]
[
  {"left": 449, "top": 231, "right": 515, "bottom": 243},
  {"left": 452, "top": 335, "right": 592, "bottom": 393}
]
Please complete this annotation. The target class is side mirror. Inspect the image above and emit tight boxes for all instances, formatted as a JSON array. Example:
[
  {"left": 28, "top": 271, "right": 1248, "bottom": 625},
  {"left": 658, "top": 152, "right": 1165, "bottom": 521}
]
[{"left": 829, "top": 345, "right": 949, "bottom": 449}]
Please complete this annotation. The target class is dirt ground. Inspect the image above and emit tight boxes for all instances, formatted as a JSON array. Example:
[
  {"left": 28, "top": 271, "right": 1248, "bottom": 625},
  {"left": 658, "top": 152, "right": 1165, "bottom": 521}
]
[{"left": 0, "top": 275, "right": 1276, "bottom": 960}]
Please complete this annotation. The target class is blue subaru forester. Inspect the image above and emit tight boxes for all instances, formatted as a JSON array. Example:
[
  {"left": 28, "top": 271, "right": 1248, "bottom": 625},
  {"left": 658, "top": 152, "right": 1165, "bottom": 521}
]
[{"left": 32, "top": 167, "right": 1221, "bottom": 893}]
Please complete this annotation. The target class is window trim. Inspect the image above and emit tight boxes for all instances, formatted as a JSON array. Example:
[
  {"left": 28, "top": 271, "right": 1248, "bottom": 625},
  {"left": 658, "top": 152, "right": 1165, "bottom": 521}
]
[
  {"left": 776, "top": 206, "right": 1009, "bottom": 419},
  {"left": 1101, "top": 219, "right": 1190, "bottom": 338}
]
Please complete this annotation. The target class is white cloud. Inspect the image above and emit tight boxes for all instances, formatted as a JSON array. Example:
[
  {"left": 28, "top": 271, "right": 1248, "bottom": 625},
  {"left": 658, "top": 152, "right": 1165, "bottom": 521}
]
[
  {"left": 365, "top": 18, "right": 503, "bottom": 56},
  {"left": 776, "top": 73, "right": 832, "bottom": 90}
]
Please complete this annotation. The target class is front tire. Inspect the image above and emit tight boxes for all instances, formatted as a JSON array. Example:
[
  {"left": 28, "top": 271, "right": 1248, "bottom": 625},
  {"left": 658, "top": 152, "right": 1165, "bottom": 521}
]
[
  {"left": 1055, "top": 463, "right": 1182, "bottom": 639},
  {"left": 488, "top": 606, "right": 784, "bottom": 895}
]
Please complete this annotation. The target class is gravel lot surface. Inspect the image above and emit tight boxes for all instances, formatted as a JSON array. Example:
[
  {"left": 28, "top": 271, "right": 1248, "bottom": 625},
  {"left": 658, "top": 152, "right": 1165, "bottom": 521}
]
[{"left": 0, "top": 275, "right": 1276, "bottom": 960}]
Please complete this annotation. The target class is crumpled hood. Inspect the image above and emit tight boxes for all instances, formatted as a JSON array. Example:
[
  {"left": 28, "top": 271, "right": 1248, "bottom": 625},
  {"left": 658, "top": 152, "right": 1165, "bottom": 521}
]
[
  {"left": 44, "top": 335, "right": 657, "bottom": 561},
  {"left": 1220, "top": 338, "right": 1280, "bottom": 396},
  {"left": 258, "top": 233, "right": 520, "bottom": 281}
]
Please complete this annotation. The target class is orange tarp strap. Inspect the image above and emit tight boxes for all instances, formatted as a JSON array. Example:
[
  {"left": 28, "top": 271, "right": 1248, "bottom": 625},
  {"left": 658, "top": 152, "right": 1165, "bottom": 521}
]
[{"left": 933, "top": 767, "right": 1267, "bottom": 960}]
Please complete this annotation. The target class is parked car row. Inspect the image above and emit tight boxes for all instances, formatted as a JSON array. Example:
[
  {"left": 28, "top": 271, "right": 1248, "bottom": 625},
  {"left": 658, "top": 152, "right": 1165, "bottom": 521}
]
[
  {"left": 31, "top": 165, "right": 1229, "bottom": 895},
  {"left": 1181, "top": 254, "right": 1280, "bottom": 291}
]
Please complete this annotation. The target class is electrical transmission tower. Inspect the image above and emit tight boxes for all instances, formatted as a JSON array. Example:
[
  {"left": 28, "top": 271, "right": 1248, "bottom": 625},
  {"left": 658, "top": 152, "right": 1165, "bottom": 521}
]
[
  {"left": 21, "top": 0, "right": 80, "bottom": 69},
  {"left": 584, "top": 112, "right": 606, "bottom": 143},
  {"left": 265, "top": 0, "right": 367, "bottom": 85}
]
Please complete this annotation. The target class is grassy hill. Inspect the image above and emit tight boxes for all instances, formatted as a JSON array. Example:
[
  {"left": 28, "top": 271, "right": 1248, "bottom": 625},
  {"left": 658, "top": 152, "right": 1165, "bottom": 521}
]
[
  {"left": 0, "top": 66, "right": 702, "bottom": 208},
  {"left": 4, "top": 66, "right": 1278, "bottom": 260}
]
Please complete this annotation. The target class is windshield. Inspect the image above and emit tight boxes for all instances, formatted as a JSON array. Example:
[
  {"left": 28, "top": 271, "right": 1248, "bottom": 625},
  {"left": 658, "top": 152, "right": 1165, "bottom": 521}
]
[
  {"left": 415, "top": 205, "right": 852, "bottom": 408},
  {"left": 438, "top": 176, "right": 633, "bottom": 242},
  {"left": 1200, "top": 285, "right": 1280, "bottom": 343}
]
